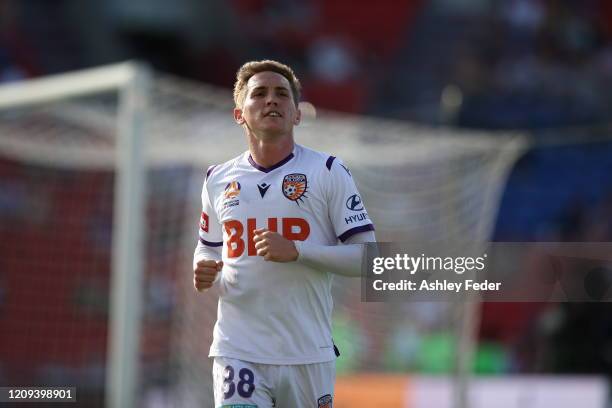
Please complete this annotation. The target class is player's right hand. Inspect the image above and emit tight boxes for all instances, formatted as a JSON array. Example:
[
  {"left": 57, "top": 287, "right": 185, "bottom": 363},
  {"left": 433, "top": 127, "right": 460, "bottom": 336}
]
[{"left": 194, "top": 259, "right": 223, "bottom": 292}]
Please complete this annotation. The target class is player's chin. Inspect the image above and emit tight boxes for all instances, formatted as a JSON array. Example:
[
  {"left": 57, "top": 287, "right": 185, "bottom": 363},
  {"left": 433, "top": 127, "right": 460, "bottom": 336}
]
[
  {"left": 256, "top": 127, "right": 287, "bottom": 140},
  {"left": 259, "top": 119, "right": 288, "bottom": 130}
]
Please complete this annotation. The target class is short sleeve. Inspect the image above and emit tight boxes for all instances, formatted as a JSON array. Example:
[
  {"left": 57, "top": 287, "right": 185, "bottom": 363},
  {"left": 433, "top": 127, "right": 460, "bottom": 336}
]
[
  {"left": 197, "top": 168, "right": 223, "bottom": 247},
  {"left": 326, "top": 157, "right": 375, "bottom": 242}
]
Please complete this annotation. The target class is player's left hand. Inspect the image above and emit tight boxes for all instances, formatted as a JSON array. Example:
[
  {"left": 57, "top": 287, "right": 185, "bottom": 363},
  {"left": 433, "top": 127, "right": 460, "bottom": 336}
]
[{"left": 253, "top": 228, "right": 299, "bottom": 262}]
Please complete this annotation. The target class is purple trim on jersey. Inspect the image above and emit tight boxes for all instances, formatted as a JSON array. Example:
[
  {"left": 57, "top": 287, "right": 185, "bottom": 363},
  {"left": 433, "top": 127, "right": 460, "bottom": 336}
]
[
  {"left": 248, "top": 153, "right": 294, "bottom": 173},
  {"left": 205, "top": 165, "right": 218, "bottom": 180},
  {"left": 338, "top": 223, "right": 375, "bottom": 243},
  {"left": 326, "top": 156, "right": 336, "bottom": 170},
  {"left": 199, "top": 237, "right": 223, "bottom": 247}
]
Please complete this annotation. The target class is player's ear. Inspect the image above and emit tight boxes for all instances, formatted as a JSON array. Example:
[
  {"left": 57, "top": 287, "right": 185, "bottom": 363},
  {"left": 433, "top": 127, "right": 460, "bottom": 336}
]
[{"left": 234, "top": 107, "right": 245, "bottom": 125}]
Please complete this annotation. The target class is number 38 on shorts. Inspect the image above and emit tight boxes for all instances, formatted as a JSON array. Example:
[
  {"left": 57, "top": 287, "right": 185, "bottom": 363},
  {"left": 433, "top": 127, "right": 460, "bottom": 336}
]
[{"left": 223, "top": 365, "right": 255, "bottom": 400}]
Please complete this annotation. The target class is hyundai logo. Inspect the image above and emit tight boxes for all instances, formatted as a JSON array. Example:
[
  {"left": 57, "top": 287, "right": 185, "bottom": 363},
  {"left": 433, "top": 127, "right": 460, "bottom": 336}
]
[{"left": 346, "top": 194, "right": 364, "bottom": 211}]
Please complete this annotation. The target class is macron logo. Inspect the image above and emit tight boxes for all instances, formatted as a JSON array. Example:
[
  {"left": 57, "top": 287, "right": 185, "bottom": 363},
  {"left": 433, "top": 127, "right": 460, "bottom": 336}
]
[{"left": 258, "top": 183, "right": 271, "bottom": 198}]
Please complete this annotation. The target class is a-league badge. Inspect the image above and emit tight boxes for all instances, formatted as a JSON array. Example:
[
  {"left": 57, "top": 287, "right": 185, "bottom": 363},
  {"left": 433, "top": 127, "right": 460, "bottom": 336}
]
[
  {"left": 317, "top": 394, "right": 332, "bottom": 408},
  {"left": 282, "top": 173, "right": 307, "bottom": 204},
  {"left": 224, "top": 181, "right": 241, "bottom": 199},
  {"left": 223, "top": 180, "right": 241, "bottom": 208}
]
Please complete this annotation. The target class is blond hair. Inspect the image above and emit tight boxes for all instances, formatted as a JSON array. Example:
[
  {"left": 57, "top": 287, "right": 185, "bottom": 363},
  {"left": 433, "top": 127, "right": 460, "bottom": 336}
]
[{"left": 233, "top": 60, "right": 301, "bottom": 108}]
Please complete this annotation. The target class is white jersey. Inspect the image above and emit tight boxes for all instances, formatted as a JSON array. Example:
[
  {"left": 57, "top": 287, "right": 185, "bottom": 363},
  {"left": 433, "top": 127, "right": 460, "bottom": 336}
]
[{"left": 197, "top": 144, "right": 374, "bottom": 364}]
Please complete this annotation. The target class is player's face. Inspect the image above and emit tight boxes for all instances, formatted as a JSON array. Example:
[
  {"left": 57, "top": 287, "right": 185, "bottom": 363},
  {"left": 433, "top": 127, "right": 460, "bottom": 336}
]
[{"left": 234, "top": 71, "right": 301, "bottom": 140}]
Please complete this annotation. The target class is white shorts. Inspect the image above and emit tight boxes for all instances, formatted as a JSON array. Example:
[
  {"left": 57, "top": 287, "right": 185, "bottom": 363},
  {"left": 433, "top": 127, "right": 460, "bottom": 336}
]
[{"left": 212, "top": 357, "right": 335, "bottom": 408}]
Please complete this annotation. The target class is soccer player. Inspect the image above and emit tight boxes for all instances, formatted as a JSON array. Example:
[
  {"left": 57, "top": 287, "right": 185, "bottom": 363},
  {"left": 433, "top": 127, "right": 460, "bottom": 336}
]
[{"left": 193, "top": 60, "right": 375, "bottom": 408}]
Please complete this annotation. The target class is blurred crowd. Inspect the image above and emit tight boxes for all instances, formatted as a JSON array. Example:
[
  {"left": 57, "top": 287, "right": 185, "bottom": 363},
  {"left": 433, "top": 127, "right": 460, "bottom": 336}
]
[
  {"left": 453, "top": 0, "right": 612, "bottom": 129},
  {"left": 2, "top": 0, "right": 611, "bottom": 124}
]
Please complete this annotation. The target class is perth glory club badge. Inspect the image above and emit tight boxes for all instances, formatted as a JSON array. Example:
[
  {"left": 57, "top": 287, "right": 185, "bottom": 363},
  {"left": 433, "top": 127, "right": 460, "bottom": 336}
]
[{"left": 282, "top": 173, "right": 307, "bottom": 205}]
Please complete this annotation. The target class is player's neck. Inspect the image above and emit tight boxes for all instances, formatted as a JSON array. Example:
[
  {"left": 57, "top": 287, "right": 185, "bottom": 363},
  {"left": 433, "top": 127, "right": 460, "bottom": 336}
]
[{"left": 248, "top": 133, "right": 295, "bottom": 169}]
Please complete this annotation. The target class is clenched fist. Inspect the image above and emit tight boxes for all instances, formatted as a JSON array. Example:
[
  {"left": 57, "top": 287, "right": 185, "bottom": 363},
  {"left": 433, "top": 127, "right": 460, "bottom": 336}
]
[
  {"left": 194, "top": 259, "right": 223, "bottom": 292},
  {"left": 253, "top": 228, "right": 299, "bottom": 262}
]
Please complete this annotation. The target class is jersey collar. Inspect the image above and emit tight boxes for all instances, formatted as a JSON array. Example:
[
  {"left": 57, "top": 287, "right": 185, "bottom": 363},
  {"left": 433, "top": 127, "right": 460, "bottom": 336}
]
[{"left": 247, "top": 149, "right": 295, "bottom": 173}]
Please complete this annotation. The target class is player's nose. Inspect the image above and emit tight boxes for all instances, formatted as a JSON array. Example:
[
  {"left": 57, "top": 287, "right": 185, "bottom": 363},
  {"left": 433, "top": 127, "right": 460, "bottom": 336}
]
[{"left": 265, "top": 94, "right": 279, "bottom": 105}]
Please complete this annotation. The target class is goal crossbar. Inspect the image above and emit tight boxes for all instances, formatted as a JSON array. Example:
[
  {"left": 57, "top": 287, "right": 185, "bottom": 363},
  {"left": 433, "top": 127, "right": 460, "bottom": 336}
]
[{"left": 0, "top": 62, "right": 136, "bottom": 109}]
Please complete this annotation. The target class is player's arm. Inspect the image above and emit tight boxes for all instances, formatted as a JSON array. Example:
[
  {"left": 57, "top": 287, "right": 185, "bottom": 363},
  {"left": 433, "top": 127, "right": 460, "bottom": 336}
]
[
  {"left": 319, "top": 156, "right": 376, "bottom": 276},
  {"left": 294, "top": 230, "right": 376, "bottom": 276},
  {"left": 193, "top": 166, "right": 224, "bottom": 292},
  {"left": 252, "top": 229, "right": 374, "bottom": 276},
  {"left": 193, "top": 242, "right": 223, "bottom": 292},
  {"left": 252, "top": 229, "right": 375, "bottom": 276}
]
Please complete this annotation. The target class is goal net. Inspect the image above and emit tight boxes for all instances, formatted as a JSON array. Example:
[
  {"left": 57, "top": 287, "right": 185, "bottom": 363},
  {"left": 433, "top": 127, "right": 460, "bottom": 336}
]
[{"left": 0, "top": 63, "right": 527, "bottom": 407}]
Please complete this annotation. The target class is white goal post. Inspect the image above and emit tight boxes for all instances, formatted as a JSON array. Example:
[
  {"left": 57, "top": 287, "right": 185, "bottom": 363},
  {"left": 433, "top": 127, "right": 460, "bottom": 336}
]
[{"left": 0, "top": 62, "right": 150, "bottom": 408}]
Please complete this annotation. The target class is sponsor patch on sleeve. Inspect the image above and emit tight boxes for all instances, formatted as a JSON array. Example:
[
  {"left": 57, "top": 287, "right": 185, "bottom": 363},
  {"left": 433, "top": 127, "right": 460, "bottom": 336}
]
[
  {"left": 200, "top": 211, "right": 209, "bottom": 232},
  {"left": 345, "top": 194, "right": 364, "bottom": 211}
]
